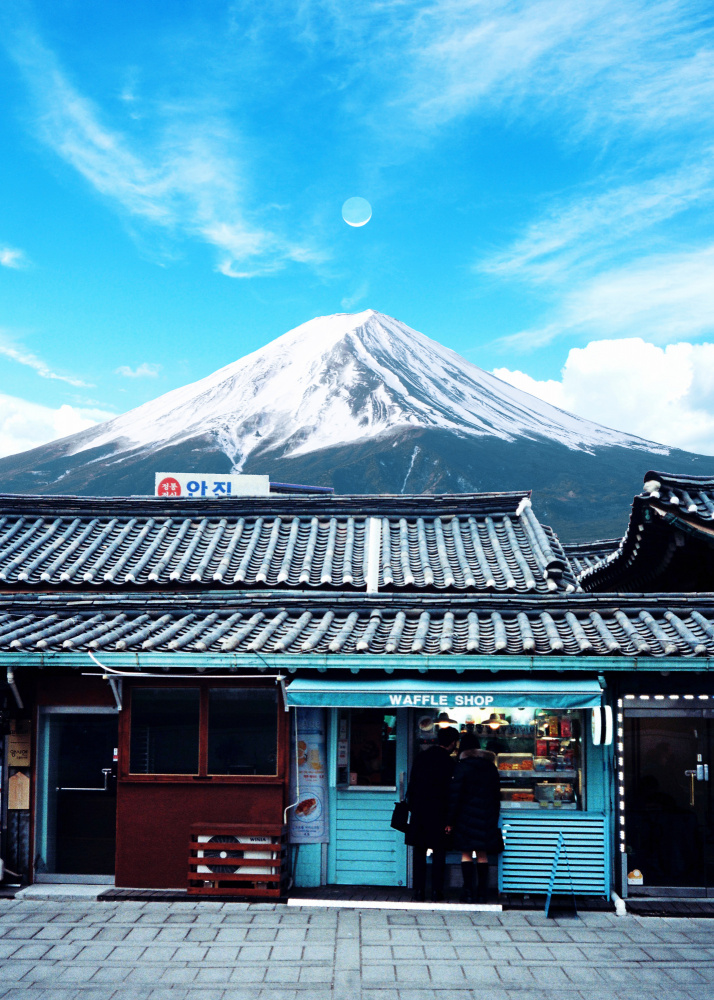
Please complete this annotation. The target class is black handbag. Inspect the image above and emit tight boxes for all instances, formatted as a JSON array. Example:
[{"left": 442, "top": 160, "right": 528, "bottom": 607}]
[
  {"left": 489, "top": 828, "right": 505, "bottom": 855},
  {"left": 390, "top": 800, "right": 410, "bottom": 833}
]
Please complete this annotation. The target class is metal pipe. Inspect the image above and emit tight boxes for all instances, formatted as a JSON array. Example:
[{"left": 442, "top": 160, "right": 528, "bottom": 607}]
[{"left": 6, "top": 668, "right": 23, "bottom": 710}]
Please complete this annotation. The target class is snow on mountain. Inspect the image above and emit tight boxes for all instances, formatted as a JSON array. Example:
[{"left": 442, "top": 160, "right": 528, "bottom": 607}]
[{"left": 64, "top": 309, "right": 665, "bottom": 470}]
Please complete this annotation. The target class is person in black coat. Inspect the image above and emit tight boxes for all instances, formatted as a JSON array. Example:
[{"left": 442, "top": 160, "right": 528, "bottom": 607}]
[
  {"left": 446, "top": 732, "right": 502, "bottom": 903},
  {"left": 405, "top": 726, "right": 459, "bottom": 901}
]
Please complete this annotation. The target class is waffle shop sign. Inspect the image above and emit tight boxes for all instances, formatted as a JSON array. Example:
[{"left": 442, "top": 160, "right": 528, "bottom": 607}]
[{"left": 387, "top": 693, "right": 494, "bottom": 708}]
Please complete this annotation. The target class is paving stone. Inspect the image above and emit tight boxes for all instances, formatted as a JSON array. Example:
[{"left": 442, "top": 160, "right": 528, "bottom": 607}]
[
  {"left": 268, "top": 944, "right": 304, "bottom": 961},
  {"left": 194, "top": 967, "right": 233, "bottom": 984},
  {"left": 234, "top": 944, "right": 272, "bottom": 962},
  {"left": 214, "top": 927, "right": 249, "bottom": 943},
  {"left": 8, "top": 943, "right": 53, "bottom": 960},
  {"left": 203, "top": 945, "right": 241, "bottom": 962},
  {"left": 228, "top": 966, "right": 267, "bottom": 984},
  {"left": 157, "top": 967, "right": 200, "bottom": 985},
  {"left": 170, "top": 944, "right": 209, "bottom": 961},
  {"left": 665, "top": 968, "right": 708, "bottom": 984},
  {"left": 297, "top": 966, "right": 334, "bottom": 983},
  {"left": 299, "top": 944, "right": 334, "bottom": 961},
  {"left": 391, "top": 945, "right": 425, "bottom": 959}
]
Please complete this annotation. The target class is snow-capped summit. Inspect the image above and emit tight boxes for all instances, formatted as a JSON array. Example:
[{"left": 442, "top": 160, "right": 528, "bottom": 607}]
[
  {"left": 64, "top": 309, "right": 652, "bottom": 471},
  {"left": 1, "top": 309, "right": 711, "bottom": 540}
]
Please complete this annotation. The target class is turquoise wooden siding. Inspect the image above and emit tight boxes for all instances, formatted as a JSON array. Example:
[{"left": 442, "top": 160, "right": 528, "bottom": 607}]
[
  {"left": 331, "top": 790, "right": 407, "bottom": 885},
  {"left": 292, "top": 843, "right": 322, "bottom": 888},
  {"left": 499, "top": 814, "right": 609, "bottom": 895}
]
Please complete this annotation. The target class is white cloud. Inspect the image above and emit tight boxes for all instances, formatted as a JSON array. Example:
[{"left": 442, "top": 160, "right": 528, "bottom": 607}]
[
  {"left": 0, "top": 332, "right": 90, "bottom": 386},
  {"left": 341, "top": 281, "right": 370, "bottom": 310},
  {"left": 403, "top": 0, "right": 714, "bottom": 138},
  {"left": 4, "top": 25, "right": 320, "bottom": 279},
  {"left": 481, "top": 158, "right": 714, "bottom": 284},
  {"left": 0, "top": 393, "right": 113, "bottom": 459},
  {"left": 494, "top": 338, "right": 714, "bottom": 455},
  {"left": 500, "top": 245, "right": 714, "bottom": 349},
  {"left": 115, "top": 362, "right": 162, "bottom": 378},
  {"left": 0, "top": 246, "right": 29, "bottom": 269}
]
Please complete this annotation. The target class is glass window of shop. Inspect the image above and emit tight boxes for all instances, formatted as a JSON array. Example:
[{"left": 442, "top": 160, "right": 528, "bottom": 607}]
[
  {"left": 128, "top": 685, "right": 279, "bottom": 777},
  {"left": 413, "top": 706, "right": 585, "bottom": 809},
  {"left": 336, "top": 708, "right": 398, "bottom": 787}
]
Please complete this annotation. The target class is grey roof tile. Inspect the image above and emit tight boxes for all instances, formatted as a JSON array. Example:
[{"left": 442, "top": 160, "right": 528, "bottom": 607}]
[
  {"left": 0, "top": 592, "right": 712, "bottom": 657},
  {"left": 0, "top": 492, "right": 576, "bottom": 594}
]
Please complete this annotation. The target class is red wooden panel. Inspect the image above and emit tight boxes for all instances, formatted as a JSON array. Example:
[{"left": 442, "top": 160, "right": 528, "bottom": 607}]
[{"left": 115, "top": 783, "right": 284, "bottom": 888}]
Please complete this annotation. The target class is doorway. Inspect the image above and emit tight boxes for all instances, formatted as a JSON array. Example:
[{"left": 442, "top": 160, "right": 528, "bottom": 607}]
[
  {"left": 328, "top": 708, "right": 409, "bottom": 886},
  {"left": 624, "top": 710, "right": 713, "bottom": 895},
  {"left": 36, "top": 710, "right": 118, "bottom": 881}
]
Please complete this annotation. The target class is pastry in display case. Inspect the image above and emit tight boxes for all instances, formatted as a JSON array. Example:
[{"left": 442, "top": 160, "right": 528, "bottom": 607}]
[{"left": 411, "top": 706, "right": 584, "bottom": 809}]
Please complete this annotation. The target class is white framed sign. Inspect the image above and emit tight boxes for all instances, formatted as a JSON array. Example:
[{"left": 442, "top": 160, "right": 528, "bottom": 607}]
[{"left": 154, "top": 472, "right": 270, "bottom": 498}]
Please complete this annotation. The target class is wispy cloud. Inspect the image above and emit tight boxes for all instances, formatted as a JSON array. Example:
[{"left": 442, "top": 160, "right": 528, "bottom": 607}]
[
  {"left": 401, "top": 0, "right": 714, "bottom": 138},
  {"left": 0, "top": 246, "right": 30, "bottom": 269},
  {"left": 499, "top": 245, "right": 714, "bottom": 349},
  {"left": 115, "top": 362, "right": 162, "bottom": 378},
  {"left": 341, "top": 281, "right": 370, "bottom": 310},
  {"left": 481, "top": 156, "right": 714, "bottom": 284},
  {"left": 0, "top": 332, "right": 90, "bottom": 386},
  {"left": 3, "top": 17, "right": 322, "bottom": 279}
]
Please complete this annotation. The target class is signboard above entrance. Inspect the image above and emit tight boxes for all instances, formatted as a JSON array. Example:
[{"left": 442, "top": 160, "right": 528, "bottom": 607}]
[
  {"left": 154, "top": 472, "right": 270, "bottom": 498},
  {"left": 285, "top": 678, "right": 603, "bottom": 711}
]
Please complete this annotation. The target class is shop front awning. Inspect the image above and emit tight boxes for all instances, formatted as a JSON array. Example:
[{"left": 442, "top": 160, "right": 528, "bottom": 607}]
[{"left": 285, "top": 677, "right": 603, "bottom": 710}]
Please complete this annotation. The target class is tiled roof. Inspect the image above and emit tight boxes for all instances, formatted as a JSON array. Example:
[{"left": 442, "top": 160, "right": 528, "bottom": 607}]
[
  {"left": 579, "top": 471, "right": 714, "bottom": 592},
  {"left": 0, "top": 492, "right": 575, "bottom": 594},
  {"left": 641, "top": 471, "right": 714, "bottom": 521},
  {"left": 561, "top": 539, "right": 620, "bottom": 579},
  {"left": 0, "top": 592, "right": 712, "bottom": 657}
]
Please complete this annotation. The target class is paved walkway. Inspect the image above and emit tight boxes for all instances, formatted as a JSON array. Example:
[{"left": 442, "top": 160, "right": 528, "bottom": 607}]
[{"left": 1, "top": 898, "right": 713, "bottom": 1000}]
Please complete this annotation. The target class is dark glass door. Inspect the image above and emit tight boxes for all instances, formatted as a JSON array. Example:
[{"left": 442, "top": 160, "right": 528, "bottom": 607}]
[
  {"left": 624, "top": 713, "right": 712, "bottom": 894},
  {"left": 39, "top": 713, "right": 118, "bottom": 876}
]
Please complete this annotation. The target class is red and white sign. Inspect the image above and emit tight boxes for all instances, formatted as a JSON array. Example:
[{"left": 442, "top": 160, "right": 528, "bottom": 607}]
[{"left": 154, "top": 472, "right": 270, "bottom": 498}]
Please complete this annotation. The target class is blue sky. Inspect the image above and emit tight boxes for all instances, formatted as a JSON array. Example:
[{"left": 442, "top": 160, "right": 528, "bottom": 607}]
[{"left": 1, "top": 0, "right": 714, "bottom": 458}]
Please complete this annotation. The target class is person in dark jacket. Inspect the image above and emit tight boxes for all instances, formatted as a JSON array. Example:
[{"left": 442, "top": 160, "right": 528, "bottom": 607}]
[
  {"left": 446, "top": 732, "right": 502, "bottom": 903},
  {"left": 405, "top": 726, "right": 459, "bottom": 901}
]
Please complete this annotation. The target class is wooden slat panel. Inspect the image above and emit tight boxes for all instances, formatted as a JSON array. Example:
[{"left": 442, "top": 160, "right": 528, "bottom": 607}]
[
  {"left": 500, "top": 815, "right": 608, "bottom": 895},
  {"left": 334, "top": 789, "right": 401, "bottom": 886}
]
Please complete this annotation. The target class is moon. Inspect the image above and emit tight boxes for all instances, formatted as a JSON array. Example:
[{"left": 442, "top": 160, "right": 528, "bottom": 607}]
[{"left": 342, "top": 197, "right": 372, "bottom": 227}]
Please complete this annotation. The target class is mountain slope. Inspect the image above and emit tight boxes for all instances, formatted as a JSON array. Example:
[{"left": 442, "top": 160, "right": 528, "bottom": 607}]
[{"left": 1, "top": 309, "right": 712, "bottom": 540}]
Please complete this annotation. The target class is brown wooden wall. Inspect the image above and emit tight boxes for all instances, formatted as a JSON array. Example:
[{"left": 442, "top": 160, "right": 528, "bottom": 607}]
[
  {"left": 115, "top": 680, "right": 289, "bottom": 889},
  {"left": 115, "top": 782, "right": 285, "bottom": 888}
]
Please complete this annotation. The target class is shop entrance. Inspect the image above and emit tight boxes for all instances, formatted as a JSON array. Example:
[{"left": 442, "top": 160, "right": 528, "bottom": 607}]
[
  {"left": 624, "top": 710, "right": 713, "bottom": 895},
  {"left": 36, "top": 710, "right": 118, "bottom": 880}
]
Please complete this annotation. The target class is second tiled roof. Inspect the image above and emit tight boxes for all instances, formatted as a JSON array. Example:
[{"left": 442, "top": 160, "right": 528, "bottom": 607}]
[{"left": 0, "top": 492, "right": 574, "bottom": 593}]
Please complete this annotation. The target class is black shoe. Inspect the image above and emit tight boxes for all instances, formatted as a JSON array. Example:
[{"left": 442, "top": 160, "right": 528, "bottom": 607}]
[
  {"left": 431, "top": 890, "right": 444, "bottom": 902},
  {"left": 459, "top": 888, "right": 474, "bottom": 903},
  {"left": 412, "top": 889, "right": 425, "bottom": 902}
]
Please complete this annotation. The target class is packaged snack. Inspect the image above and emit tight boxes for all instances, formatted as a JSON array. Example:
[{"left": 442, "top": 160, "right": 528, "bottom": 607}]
[
  {"left": 534, "top": 757, "right": 551, "bottom": 771},
  {"left": 536, "top": 739, "right": 549, "bottom": 757},
  {"left": 497, "top": 753, "right": 533, "bottom": 771},
  {"left": 560, "top": 717, "right": 572, "bottom": 738}
]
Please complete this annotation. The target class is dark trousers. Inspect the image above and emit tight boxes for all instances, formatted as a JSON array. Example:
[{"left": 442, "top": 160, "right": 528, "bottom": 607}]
[{"left": 412, "top": 844, "right": 447, "bottom": 895}]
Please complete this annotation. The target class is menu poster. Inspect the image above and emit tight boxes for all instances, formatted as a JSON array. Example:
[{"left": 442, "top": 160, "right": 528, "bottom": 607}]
[
  {"left": 8, "top": 720, "right": 31, "bottom": 766},
  {"left": 289, "top": 708, "right": 329, "bottom": 843},
  {"left": 8, "top": 771, "right": 30, "bottom": 810}
]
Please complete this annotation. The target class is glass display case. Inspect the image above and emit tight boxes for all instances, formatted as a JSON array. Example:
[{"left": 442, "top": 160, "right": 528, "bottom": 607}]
[{"left": 412, "top": 706, "right": 584, "bottom": 810}]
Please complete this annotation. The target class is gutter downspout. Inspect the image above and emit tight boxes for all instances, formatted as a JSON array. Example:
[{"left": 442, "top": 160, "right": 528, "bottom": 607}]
[{"left": 6, "top": 668, "right": 23, "bottom": 710}]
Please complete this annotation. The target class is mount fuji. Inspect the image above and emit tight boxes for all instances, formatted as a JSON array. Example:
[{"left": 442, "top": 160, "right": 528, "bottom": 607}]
[{"left": 1, "top": 309, "right": 711, "bottom": 539}]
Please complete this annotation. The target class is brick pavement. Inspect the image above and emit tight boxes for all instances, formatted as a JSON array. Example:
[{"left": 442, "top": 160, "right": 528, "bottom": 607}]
[{"left": 1, "top": 898, "right": 713, "bottom": 1000}]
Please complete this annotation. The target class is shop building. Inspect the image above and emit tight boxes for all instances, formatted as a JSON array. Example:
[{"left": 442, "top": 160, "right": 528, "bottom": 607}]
[{"left": 0, "top": 473, "right": 712, "bottom": 899}]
